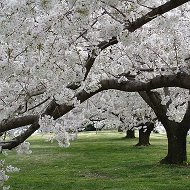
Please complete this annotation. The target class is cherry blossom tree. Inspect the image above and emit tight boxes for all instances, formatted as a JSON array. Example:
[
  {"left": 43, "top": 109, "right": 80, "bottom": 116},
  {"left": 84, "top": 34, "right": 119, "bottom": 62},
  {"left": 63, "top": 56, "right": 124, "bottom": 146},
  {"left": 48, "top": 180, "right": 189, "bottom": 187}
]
[{"left": 0, "top": 1, "right": 190, "bottom": 178}]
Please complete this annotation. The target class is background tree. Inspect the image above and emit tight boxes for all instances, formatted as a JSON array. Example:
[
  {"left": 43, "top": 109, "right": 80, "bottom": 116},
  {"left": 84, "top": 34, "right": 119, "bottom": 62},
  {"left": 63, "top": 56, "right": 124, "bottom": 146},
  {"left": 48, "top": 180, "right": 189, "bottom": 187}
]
[{"left": 0, "top": 0, "right": 190, "bottom": 167}]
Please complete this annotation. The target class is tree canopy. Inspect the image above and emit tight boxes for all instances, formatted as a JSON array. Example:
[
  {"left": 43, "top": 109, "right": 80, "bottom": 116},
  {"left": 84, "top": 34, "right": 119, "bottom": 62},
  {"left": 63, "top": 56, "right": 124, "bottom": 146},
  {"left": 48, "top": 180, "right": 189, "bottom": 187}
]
[{"left": 1, "top": 4, "right": 190, "bottom": 188}]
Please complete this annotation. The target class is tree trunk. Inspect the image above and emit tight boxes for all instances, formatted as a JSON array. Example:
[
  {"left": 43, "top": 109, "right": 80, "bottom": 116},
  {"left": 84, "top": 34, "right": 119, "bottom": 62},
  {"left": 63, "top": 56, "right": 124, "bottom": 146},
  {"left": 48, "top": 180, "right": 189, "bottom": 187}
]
[
  {"left": 85, "top": 124, "right": 96, "bottom": 131},
  {"left": 139, "top": 90, "right": 190, "bottom": 165},
  {"left": 160, "top": 126, "right": 188, "bottom": 164},
  {"left": 125, "top": 129, "right": 135, "bottom": 138},
  {"left": 135, "top": 123, "right": 154, "bottom": 146},
  {"left": 118, "top": 126, "right": 123, "bottom": 132}
]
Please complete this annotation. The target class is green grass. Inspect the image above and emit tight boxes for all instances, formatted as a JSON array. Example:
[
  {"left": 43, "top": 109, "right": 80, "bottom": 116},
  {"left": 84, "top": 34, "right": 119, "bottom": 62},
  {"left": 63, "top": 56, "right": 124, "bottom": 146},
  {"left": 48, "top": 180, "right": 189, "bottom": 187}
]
[{"left": 1, "top": 131, "right": 190, "bottom": 190}]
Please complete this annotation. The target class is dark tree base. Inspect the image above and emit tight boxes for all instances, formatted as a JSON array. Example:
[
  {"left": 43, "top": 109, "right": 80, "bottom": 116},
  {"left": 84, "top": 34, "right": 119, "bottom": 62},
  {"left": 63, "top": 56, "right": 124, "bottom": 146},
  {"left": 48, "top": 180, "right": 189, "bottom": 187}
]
[
  {"left": 85, "top": 124, "right": 96, "bottom": 131},
  {"left": 135, "top": 122, "right": 154, "bottom": 146},
  {"left": 160, "top": 156, "right": 173, "bottom": 164},
  {"left": 159, "top": 127, "right": 188, "bottom": 165},
  {"left": 124, "top": 130, "right": 135, "bottom": 139},
  {"left": 135, "top": 142, "right": 150, "bottom": 146},
  {"left": 160, "top": 156, "right": 189, "bottom": 165}
]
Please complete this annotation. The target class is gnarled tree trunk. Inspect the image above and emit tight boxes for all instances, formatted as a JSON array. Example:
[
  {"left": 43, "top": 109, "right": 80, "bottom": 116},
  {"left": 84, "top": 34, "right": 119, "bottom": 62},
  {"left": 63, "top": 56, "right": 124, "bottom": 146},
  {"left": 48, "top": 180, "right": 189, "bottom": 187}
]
[
  {"left": 139, "top": 90, "right": 190, "bottom": 164},
  {"left": 136, "top": 122, "right": 154, "bottom": 146}
]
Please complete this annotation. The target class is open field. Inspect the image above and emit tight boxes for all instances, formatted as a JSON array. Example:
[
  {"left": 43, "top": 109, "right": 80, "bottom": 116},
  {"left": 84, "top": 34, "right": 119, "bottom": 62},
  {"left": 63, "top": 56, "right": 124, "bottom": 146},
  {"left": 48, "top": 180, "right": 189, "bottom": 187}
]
[{"left": 2, "top": 131, "right": 190, "bottom": 190}]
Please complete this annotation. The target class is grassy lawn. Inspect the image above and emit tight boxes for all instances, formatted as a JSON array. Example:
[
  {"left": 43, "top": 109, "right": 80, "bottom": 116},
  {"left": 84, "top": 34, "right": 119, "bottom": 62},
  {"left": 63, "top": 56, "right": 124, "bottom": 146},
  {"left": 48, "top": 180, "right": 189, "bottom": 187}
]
[{"left": 1, "top": 131, "right": 190, "bottom": 190}]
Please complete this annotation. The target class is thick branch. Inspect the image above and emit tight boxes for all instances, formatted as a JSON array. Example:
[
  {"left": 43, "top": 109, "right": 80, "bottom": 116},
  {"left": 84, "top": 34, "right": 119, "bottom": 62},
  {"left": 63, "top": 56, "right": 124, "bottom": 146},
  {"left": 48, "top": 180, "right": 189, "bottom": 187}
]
[
  {"left": 27, "top": 74, "right": 190, "bottom": 125},
  {"left": 125, "top": 0, "right": 189, "bottom": 32},
  {"left": 144, "top": 91, "right": 168, "bottom": 122},
  {"left": 180, "top": 90, "right": 190, "bottom": 130},
  {"left": 1, "top": 0, "right": 189, "bottom": 149},
  {"left": 84, "top": 37, "right": 118, "bottom": 80},
  {"left": 140, "top": 91, "right": 176, "bottom": 132},
  {"left": 84, "top": 0, "right": 189, "bottom": 80},
  {"left": 0, "top": 100, "right": 58, "bottom": 149},
  {"left": 0, "top": 115, "right": 39, "bottom": 133},
  {"left": 138, "top": 91, "right": 155, "bottom": 109},
  {"left": 1, "top": 122, "right": 40, "bottom": 149},
  {"left": 2, "top": 73, "right": 190, "bottom": 149}
]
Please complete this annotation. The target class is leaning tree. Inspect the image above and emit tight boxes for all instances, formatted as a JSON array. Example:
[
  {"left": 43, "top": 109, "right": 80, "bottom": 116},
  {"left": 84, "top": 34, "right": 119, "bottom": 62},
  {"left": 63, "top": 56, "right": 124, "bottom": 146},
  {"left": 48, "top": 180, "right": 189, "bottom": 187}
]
[{"left": 0, "top": 2, "right": 190, "bottom": 181}]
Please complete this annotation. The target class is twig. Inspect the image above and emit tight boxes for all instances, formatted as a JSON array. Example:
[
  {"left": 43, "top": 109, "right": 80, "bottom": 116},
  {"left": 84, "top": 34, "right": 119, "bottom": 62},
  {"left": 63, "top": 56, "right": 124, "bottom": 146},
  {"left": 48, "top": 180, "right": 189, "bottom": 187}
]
[{"left": 28, "top": 97, "right": 51, "bottom": 111}]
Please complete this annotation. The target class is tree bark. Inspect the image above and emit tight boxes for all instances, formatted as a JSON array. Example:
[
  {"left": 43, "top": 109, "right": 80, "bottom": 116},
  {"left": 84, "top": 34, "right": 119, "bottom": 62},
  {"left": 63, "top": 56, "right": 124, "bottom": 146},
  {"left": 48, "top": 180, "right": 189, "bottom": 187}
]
[
  {"left": 125, "top": 129, "right": 135, "bottom": 138},
  {"left": 136, "top": 123, "right": 154, "bottom": 146},
  {"left": 160, "top": 125, "right": 188, "bottom": 164},
  {"left": 139, "top": 91, "right": 189, "bottom": 164}
]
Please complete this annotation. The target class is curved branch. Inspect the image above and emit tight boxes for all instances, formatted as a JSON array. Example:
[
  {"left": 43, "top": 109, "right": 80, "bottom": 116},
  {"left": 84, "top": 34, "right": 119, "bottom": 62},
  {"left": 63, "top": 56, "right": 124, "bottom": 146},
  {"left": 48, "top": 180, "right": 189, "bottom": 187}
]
[
  {"left": 1, "top": 122, "right": 40, "bottom": 149},
  {"left": 125, "top": 0, "right": 189, "bottom": 32},
  {"left": 1, "top": 0, "right": 189, "bottom": 150},
  {"left": 84, "top": 37, "right": 118, "bottom": 80},
  {"left": 141, "top": 91, "right": 170, "bottom": 128},
  {"left": 0, "top": 100, "right": 59, "bottom": 149},
  {"left": 0, "top": 115, "right": 39, "bottom": 133},
  {"left": 2, "top": 73, "right": 190, "bottom": 149},
  {"left": 83, "top": 0, "right": 189, "bottom": 80}
]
